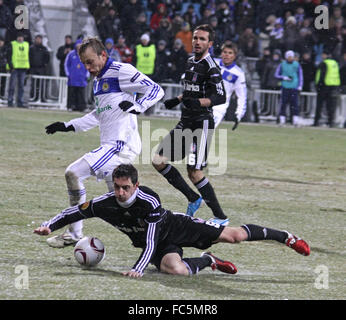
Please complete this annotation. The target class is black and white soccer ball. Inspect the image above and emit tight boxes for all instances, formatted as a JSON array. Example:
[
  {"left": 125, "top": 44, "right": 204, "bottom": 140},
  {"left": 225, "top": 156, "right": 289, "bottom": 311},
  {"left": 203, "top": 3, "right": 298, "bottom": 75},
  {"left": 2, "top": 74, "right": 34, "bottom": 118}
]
[{"left": 74, "top": 237, "right": 105, "bottom": 267}]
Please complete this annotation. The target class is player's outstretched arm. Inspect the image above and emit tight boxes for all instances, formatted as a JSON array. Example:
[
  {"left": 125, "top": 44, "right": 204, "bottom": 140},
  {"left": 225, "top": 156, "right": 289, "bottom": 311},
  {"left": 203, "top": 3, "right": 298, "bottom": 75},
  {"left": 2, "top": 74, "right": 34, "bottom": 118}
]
[
  {"left": 33, "top": 226, "right": 51, "bottom": 235},
  {"left": 45, "top": 122, "right": 75, "bottom": 134}
]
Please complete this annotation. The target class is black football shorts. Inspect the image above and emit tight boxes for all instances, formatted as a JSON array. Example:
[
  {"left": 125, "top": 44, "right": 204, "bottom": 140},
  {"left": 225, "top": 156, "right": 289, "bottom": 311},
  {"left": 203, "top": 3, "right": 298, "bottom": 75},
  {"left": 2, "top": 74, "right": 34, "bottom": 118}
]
[
  {"left": 156, "top": 118, "right": 215, "bottom": 170},
  {"left": 151, "top": 213, "right": 224, "bottom": 270}
]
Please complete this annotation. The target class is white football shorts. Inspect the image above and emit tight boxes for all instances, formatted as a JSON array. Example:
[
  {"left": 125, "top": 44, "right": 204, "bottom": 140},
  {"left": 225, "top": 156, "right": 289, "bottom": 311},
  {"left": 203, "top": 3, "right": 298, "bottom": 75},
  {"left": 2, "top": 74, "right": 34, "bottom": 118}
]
[{"left": 83, "top": 143, "right": 137, "bottom": 181}]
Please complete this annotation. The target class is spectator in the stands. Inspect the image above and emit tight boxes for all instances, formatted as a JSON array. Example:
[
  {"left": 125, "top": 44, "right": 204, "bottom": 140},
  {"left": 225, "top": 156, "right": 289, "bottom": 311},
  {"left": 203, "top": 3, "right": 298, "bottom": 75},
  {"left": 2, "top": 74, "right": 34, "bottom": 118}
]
[
  {"left": 169, "top": 38, "right": 188, "bottom": 83},
  {"left": 133, "top": 33, "right": 156, "bottom": 78},
  {"left": 98, "top": 6, "right": 122, "bottom": 43},
  {"left": 269, "top": 19, "right": 284, "bottom": 52},
  {"left": 171, "top": 14, "right": 184, "bottom": 36},
  {"left": 182, "top": 4, "right": 199, "bottom": 29},
  {"left": 198, "top": 7, "right": 213, "bottom": 26},
  {"left": 150, "top": 3, "right": 171, "bottom": 31},
  {"left": 238, "top": 27, "right": 259, "bottom": 58},
  {"left": 0, "top": 36, "right": 8, "bottom": 96},
  {"left": 29, "top": 34, "right": 50, "bottom": 101},
  {"left": 120, "top": 0, "right": 144, "bottom": 37},
  {"left": 7, "top": 32, "right": 30, "bottom": 108},
  {"left": 152, "top": 39, "right": 172, "bottom": 83},
  {"left": 300, "top": 51, "right": 316, "bottom": 92},
  {"left": 235, "top": 0, "right": 255, "bottom": 34},
  {"left": 152, "top": 18, "right": 174, "bottom": 49},
  {"left": 93, "top": 0, "right": 114, "bottom": 25},
  {"left": 126, "top": 11, "right": 151, "bottom": 48},
  {"left": 114, "top": 34, "right": 133, "bottom": 64},
  {"left": 64, "top": 40, "right": 89, "bottom": 112},
  {"left": 0, "top": 0, "right": 12, "bottom": 40},
  {"left": 282, "top": 16, "right": 300, "bottom": 53},
  {"left": 175, "top": 22, "right": 192, "bottom": 54},
  {"left": 105, "top": 38, "right": 121, "bottom": 62},
  {"left": 262, "top": 49, "right": 282, "bottom": 91},
  {"left": 56, "top": 35, "right": 74, "bottom": 77},
  {"left": 256, "top": 47, "right": 272, "bottom": 89}
]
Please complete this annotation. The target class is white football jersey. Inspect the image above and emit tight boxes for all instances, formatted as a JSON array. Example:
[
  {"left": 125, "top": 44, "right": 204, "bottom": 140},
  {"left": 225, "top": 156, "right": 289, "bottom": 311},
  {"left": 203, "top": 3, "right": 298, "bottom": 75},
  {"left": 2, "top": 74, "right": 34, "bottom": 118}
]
[
  {"left": 65, "top": 59, "right": 164, "bottom": 155},
  {"left": 213, "top": 58, "right": 247, "bottom": 123}
]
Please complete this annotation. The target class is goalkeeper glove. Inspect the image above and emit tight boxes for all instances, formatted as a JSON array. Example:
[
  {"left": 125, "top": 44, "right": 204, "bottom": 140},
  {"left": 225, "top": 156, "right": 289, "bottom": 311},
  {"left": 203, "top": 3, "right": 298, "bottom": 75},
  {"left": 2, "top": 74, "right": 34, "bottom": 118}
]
[
  {"left": 164, "top": 97, "right": 180, "bottom": 109},
  {"left": 45, "top": 122, "right": 75, "bottom": 134},
  {"left": 119, "top": 101, "right": 141, "bottom": 114}
]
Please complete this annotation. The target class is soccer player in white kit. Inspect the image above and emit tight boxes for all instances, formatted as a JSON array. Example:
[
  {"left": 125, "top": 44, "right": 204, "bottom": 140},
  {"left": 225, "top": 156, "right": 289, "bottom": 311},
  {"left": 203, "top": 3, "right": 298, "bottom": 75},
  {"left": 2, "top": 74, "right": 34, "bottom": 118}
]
[
  {"left": 44, "top": 37, "right": 164, "bottom": 248},
  {"left": 213, "top": 42, "right": 247, "bottom": 129}
]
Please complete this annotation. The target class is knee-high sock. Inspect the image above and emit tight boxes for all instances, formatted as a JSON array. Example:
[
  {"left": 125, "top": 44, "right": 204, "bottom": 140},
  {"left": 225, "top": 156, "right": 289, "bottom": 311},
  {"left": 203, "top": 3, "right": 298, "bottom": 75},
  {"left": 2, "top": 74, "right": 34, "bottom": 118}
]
[
  {"left": 241, "top": 224, "right": 288, "bottom": 243},
  {"left": 194, "top": 177, "right": 227, "bottom": 219},
  {"left": 182, "top": 256, "right": 212, "bottom": 275},
  {"left": 65, "top": 158, "right": 91, "bottom": 237},
  {"left": 159, "top": 164, "right": 200, "bottom": 202}
]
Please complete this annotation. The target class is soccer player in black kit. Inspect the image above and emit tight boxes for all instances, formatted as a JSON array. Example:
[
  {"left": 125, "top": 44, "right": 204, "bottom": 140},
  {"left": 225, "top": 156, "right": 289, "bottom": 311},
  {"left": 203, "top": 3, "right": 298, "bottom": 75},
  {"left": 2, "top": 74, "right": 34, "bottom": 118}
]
[
  {"left": 152, "top": 25, "right": 228, "bottom": 225},
  {"left": 34, "top": 164, "right": 310, "bottom": 278}
]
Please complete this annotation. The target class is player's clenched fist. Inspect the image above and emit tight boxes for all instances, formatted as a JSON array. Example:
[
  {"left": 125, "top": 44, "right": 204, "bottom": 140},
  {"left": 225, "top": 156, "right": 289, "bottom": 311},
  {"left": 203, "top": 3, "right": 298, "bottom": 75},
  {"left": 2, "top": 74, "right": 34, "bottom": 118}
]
[{"left": 45, "top": 122, "right": 75, "bottom": 134}]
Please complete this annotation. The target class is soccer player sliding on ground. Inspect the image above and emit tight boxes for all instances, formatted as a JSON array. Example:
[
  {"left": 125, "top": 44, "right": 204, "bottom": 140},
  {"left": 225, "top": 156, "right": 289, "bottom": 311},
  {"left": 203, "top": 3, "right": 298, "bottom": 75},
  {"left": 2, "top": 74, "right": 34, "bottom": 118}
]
[{"left": 34, "top": 164, "right": 310, "bottom": 278}]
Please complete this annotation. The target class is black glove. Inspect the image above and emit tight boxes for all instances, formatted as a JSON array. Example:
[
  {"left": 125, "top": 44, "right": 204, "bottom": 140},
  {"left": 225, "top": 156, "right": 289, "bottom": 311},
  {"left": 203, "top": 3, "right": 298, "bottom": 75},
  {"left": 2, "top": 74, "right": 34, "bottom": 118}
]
[
  {"left": 182, "top": 98, "right": 201, "bottom": 111},
  {"left": 45, "top": 122, "right": 75, "bottom": 134},
  {"left": 232, "top": 118, "right": 239, "bottom": 131},
  {"left": 119, "top": 101, "right": 140, "bottom": 114},
  {"left": 164, "top": 97, "right": 180, "bottom": 109}
]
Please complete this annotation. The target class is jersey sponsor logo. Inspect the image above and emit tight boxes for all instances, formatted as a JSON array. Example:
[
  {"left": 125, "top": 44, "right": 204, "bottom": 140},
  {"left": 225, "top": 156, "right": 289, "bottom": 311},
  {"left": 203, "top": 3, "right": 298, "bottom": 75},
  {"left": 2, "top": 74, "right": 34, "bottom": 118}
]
[
  {"left": 96, "top": 105, "right": 112, "bottom": 114},
  {"left": 183, "top": 83, "right": 200, "bottom": 92}
]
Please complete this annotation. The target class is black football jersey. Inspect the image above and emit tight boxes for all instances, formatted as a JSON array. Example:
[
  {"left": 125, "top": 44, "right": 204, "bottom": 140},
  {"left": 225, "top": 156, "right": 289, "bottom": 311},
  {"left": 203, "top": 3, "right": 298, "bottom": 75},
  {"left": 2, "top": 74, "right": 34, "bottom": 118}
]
[
  {"left": 41, "top": 186, "right": 171, "bottom": 275},
  {"left": 181, "top": 53, "right": 226, "bottom": 120}
]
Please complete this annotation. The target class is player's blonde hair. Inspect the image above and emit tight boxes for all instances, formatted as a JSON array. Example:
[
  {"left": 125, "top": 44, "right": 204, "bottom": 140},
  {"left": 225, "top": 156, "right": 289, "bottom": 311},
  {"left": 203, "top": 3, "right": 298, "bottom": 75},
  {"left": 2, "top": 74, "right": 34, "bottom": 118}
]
[{"left": 78, "top": 36, "right": 108, "bottom": 58}]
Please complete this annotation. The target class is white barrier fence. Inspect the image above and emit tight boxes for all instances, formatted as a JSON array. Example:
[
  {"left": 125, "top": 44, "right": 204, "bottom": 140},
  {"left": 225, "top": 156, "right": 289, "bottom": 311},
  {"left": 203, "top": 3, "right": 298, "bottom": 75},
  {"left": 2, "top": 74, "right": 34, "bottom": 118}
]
[
  {"left": 1, "top": 74, "right": 345, "bottom": 127},
  {"left": 252, "top": 89, "right": 346, "bottom": 127},
  {"left": 0, "top": 73, "right": 68, "bottom": 110}
]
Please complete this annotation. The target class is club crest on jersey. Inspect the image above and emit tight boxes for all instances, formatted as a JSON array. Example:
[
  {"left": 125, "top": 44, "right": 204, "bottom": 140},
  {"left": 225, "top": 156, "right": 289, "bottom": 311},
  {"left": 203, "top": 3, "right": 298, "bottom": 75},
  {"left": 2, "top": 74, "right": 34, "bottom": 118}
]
[
  {"left": 102, "top": 82, "right": 110, "bottom": 92},
  {"left": 81, "top": 201, "right": 90, "bottom": 210}
]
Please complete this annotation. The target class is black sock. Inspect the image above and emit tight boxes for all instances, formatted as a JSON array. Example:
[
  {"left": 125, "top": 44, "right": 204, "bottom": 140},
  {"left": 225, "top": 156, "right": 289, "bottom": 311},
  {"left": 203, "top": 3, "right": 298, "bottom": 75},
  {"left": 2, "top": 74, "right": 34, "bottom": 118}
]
[
  {"left": 159, "top": 164, "right": 200, "bottom": 202},
  {"left": 182, "top": 256, "right": 211, "bottom": 275},
  {"left": 241, "top": 224, "right": 288, "bottom": 243},
  {"left": 194, "top": 177, "right": 227, "bottom": 219}
]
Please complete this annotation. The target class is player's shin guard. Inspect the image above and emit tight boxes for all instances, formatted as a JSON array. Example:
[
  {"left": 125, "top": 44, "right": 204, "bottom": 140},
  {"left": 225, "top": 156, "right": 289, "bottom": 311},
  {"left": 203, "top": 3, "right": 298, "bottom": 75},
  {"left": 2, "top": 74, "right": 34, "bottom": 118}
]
[
  {"left": 159, "top": 164, "right": 200, "bottom": 202},
  {"left": 241, "top": 224, "right": 287, "bottom": 243},
  {"left": 182, "top": 256, "right": 211, "bottom": 275},
  {"left": 194, "top": 177, "right": 227, "bottom": 219}
]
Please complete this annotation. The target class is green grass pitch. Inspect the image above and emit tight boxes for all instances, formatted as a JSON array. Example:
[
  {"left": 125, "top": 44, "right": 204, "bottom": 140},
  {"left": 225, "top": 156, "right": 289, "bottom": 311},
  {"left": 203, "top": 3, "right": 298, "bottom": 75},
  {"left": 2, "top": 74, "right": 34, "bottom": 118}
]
[{"left": 0, "top": 107, "right": 345, "bottom": 300}]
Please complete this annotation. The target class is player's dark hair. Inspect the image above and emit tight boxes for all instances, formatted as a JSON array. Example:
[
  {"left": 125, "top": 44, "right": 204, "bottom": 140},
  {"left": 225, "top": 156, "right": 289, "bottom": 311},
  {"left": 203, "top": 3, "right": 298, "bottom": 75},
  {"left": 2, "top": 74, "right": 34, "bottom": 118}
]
[
  {"left": 112, "top": 164, "right": 138, "bottom": 185},
  {"left": 221, "top": 41, "right": 238, "bottom": 55},
  {"left": 193, "top": 24, "right": 215, "bottom": 42},
  {"left": 78, "top": 36, "right": 108, "bottom": 58}
]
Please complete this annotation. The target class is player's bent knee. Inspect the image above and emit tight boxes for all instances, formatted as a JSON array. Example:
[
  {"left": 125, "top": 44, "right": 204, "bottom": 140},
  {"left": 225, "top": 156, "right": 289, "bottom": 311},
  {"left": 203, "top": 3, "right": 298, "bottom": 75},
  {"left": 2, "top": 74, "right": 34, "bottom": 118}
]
[{"left": 160, "top": 253, "right": 189, "bottom": 276}]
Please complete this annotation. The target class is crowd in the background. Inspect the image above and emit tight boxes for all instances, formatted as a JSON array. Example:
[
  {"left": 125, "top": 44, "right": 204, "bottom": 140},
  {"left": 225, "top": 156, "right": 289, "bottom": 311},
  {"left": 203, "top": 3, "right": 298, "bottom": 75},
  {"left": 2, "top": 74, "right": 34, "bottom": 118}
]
[{"left": 0, "top": 0, "right": 346, "bottom": 117}]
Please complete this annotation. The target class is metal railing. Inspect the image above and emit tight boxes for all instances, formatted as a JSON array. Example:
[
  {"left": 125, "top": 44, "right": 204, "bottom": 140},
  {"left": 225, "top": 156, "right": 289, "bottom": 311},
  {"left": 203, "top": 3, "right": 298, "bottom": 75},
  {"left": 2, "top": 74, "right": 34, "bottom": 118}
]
[
  {"left": 1, "top": 72, "right": 345, "bottom": 127},
  {"left": 252, "top": 89, "right": 346, "bottom": 127},
  {"left": 0, "top": 73, "right": 68, "bottom": 110}
]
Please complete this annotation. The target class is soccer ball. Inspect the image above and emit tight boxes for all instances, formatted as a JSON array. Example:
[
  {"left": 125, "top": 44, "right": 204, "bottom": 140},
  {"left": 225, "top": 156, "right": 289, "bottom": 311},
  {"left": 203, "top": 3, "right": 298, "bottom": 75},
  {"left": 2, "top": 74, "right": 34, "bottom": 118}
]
[{"left": 74, "top": 237, "right": 105, "bottom": 267}]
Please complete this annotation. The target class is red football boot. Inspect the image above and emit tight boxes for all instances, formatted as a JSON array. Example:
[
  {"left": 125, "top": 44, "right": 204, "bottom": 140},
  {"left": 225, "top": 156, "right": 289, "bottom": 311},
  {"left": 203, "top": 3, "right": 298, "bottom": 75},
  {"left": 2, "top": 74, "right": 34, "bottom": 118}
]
[
  {"left": 285, "top": 232, "right": 310, "bottom": 256},
  {"left": 201, "top": 252, "right": 237, "bottom": 274}
]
